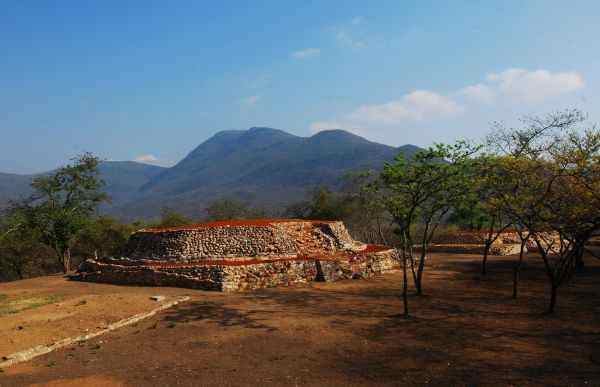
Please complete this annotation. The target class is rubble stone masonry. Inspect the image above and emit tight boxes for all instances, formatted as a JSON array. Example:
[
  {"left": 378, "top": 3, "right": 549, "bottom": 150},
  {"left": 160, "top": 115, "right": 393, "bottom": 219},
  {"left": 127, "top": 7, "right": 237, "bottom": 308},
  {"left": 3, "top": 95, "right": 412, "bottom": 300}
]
[{"left": 77, "top": 219, "right": 397, "bottom": 292}]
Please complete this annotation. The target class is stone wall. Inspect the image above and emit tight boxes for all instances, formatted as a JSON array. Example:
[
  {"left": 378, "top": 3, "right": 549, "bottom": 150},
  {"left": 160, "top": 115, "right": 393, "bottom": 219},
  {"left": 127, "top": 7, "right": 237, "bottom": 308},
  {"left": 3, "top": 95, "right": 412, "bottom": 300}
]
[
  {"left": 77, "top": 248, "right": 398, "bottom": 292},
  {"left": 77, "top": 219, "right": 397, "bottom": 292},
  {"left": 123, "top": 220, "right": 363, "bottom": 261},
  {"left": 124, "top": 225, "right": 297, "bottom": 261}
]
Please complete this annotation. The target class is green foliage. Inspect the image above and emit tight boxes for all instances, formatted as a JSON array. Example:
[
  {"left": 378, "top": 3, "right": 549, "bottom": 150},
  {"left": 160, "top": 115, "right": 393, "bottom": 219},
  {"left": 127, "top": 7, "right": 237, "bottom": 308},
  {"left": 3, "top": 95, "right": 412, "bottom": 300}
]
[
  {"left": 73, "top": 216, "right": 140, "bottom": 259},
  {"left": 482, "top": 109, "right": 600, "bottom": 312},
  {"left": 381, "top": 141, "right": 479, "bottom": 241},
  {"left": 204, "top": 198, "right": 265, "bottom": 221},
  {"left": 8, "top": 153, "right": 107, "bottom": 272},
  {"left": 155, "top": 207, "right": 193, "bottom": 228},
  {"left": 283, "top": 186, "right": 357, "bottom": 221},
  {"left": 379, "top": 141, "right": 480, "bottom": 296},
  {"left": 304, "top": 187, "right": 350, "bottom": 220},
  {"left": 0, "top": 214, "right": 51, "bottom": 280}
]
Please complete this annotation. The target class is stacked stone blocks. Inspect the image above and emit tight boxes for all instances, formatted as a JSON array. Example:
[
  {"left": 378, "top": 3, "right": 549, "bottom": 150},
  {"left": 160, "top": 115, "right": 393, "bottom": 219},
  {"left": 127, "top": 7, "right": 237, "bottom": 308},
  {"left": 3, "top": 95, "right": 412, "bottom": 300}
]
[{"left": 78, "top": 219, "right": 397, "bottom": 291}]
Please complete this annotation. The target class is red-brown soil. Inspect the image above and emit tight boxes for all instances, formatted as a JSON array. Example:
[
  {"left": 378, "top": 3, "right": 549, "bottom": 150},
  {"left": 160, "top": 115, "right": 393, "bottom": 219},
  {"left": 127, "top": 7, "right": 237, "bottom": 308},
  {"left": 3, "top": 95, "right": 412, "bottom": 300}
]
[
  {"left": 1, "top": 253, "right": 599, "bottom": 386},
  {"left": 0, "top": 276, "right": 190, "bottom": 357}
]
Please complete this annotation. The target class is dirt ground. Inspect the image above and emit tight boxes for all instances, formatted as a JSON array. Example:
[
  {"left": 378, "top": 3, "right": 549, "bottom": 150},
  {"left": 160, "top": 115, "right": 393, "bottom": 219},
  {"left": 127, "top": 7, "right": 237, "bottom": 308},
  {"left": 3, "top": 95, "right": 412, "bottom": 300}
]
[
  {"left": 1, "top": 253, "right": 599, "bottom": 386},
  {"left": 0, "top": 275, "right": 190, "bottom": 357}
]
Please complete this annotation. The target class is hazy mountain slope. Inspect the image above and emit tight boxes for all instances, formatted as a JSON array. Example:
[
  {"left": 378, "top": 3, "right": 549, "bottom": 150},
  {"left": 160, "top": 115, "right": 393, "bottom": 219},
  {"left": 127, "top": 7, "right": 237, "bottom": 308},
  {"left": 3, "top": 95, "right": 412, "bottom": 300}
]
[
  {"left": 1, "top": 128, "right": 419, "bottom": 220},
  {"left": 0, "top": 161, "right": 166, "bottom": 210},
  {"left": 114, "top": 128, "right": 419, "bottom": 219},
  {"left": 98, "top": 161, "right": 165, "bottom": 204},
  {"left": 0, "top": 173, "right": 33, "bottom": 207},
  {"left": 140, "top": 127, "right": 298, "bottom": 196}
]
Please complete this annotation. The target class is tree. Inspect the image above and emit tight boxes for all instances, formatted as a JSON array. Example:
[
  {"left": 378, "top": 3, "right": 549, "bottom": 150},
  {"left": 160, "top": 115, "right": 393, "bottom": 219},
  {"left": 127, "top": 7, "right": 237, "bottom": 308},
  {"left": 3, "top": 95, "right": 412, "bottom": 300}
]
[
  {"left": 155, "top": 207, "right": 193, "bottom": 228},
  {"left": 345, "top": 172, "right": 392, "bottom": 245},
  {"left": 476, "top": 110, "right": 588, "bottom": 277},
  {"left": 74, "top": 216, "right": 141, "bottom": 259},
  {"left": 532, "top": 130, "right": 600, "bottom": 312},
  {"left": 305, "top": 187, "right": 349, "bottom": 220},
  {"left": 380, "top": 142, "right": 478, "bottom": 315},
  {"left": 9, "top": 153, "right": 107, "bottom": 273},
  {"left": 204, "top": 198, "right": 265, "bottom": 221},
  {"left": 486, "top": 110, "right": 600, "bottom": 312},
  {"left": 470, "top": 155, "right": 515, "bottom": 276},
  {"left": 0, "top": 213, "right": 47, "bottom": 280}
]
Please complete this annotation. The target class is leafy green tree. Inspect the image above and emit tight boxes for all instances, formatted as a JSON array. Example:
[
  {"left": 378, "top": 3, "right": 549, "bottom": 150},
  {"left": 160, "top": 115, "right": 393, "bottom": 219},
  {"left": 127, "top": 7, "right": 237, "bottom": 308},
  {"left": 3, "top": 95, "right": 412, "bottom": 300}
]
[
  {"left": 9, "top": 153, "right": 107, "bottom": 273},
  {"left": 155, "top": 207, "right": 193, "bottom": 228},
  {"left": 0, "top": 214, "right": 46, "bottom": 280},
  {"left": 486, "top": 110, "right": 600, "bottom": 312},
  {"left": 344, "top": 172, "right": 393, "bottom": 245},
  {"left": 74, "top": 216, "right": 141, "bottom": 259},
  {"left": 531, "top": 130, "right": 600, "bottom": 312},
  {"left": 380, "top": 142, "right": 478, "bottom": 315},
  {"left": 471, "top": 155, "right": 515, "bottom": 276},
  {"left": 204, "top": 198, "right": 265, "bottom": 221},
  {"left": 305, "top": 187, "right": 350, "bottom": 220}
]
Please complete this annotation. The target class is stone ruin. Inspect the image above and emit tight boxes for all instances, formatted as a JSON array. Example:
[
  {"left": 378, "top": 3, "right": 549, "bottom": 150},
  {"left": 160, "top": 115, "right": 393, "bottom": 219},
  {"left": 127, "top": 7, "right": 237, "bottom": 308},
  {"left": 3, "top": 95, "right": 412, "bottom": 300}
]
[
  {"left": 427, "top": 230, "right": 561, "bottom": 255},
  {"left": 77, "top": 219, "right": 398, "bottom": 292}
]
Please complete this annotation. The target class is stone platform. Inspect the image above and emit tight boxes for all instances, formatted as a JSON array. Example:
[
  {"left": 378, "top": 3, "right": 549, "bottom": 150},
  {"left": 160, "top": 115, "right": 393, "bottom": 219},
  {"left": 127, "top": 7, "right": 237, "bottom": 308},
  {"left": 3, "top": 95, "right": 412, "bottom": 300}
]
[{"left": 77, "top": 219, "right": 398, "bottom": 291}]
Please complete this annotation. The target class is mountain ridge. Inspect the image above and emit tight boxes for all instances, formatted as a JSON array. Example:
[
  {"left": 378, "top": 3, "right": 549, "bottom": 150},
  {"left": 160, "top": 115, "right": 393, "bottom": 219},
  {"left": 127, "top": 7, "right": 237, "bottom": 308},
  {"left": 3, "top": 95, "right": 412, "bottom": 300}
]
[{"left": 1, "top": 128, "right": 420, "bottom": 220}]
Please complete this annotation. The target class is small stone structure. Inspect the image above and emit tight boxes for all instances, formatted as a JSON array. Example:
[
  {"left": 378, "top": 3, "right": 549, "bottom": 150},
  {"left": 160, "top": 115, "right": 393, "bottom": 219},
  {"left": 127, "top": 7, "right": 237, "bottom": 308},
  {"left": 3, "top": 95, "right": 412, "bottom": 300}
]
[
  {"left": 427, "top": 230, "right": 560, "bottom": 255},
  {"left": 77, "top": 219, "right": 397, "bottom": 291}
]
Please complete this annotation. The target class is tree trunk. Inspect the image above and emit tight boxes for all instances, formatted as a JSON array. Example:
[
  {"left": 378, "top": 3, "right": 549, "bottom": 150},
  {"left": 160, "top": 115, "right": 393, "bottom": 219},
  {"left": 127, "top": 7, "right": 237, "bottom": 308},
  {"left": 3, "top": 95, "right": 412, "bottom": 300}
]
[
  {"left": 15, "top": 264, "right": 24, "bottom": 280},
  {"left": 402, "top": 250, "right": 409, "bottom": 318},
  {"left": 408, "top": 255, "right": 418, "bottom": 287},
  {"left": 62, "top": 248, "right": 71, "bottom": 273},
  {"left": 416, "top": 250, "right": 426, "bottom": 295},
  {"left": 575, "top": 252, "right": 585, "bottom": 273},
  {"left": 548, "top": 284, "right": 558, "bottom": 314},
  {"left": 481, "top": 219, "right": 496, "bottom": 276},
  {"left": 376, "top": 218, "right": 387, "bottom": 245},
  {"left": 415, "top": 222, "right": 429, "bottom": 296},
  {"left": 512, "top": 240, "right": 526, "bottom": 299},
  {"left": 482, "top": 242, "right": 490, "bottom": 276}
]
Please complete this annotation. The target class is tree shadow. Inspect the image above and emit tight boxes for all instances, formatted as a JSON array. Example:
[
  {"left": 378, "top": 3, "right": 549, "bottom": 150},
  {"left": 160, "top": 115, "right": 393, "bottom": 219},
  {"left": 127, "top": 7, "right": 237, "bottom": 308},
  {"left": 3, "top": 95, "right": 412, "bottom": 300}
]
[{"left": 162, "top": 300, "right": 277, "bottom": 331}]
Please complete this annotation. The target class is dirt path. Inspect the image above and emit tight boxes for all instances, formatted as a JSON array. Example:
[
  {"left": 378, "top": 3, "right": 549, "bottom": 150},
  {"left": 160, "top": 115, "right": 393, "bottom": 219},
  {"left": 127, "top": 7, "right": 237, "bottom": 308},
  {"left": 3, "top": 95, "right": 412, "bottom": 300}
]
[{"left": 1, "top": 254, "right": 599, "bottom": 386}]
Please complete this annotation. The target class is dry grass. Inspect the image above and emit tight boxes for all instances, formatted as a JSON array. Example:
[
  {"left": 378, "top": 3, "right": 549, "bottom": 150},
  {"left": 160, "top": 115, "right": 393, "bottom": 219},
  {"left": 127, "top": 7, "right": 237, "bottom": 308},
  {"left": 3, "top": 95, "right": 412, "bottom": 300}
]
[{"left": 0, "top": 294, "right": 62, "bottom": 316}]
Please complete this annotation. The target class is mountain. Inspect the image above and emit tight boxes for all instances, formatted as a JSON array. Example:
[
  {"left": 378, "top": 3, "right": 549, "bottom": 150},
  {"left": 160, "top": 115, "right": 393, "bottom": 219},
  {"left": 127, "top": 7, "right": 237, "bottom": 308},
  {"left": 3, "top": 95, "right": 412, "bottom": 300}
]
[
  {"left": 115, "top": 128, "right": 419, "bottom": 219},
  {"left": 0, "top": 173, "right": 32, "bottom": 207},
  {"left": 0, "top": 161, "right": 166, "bottom": 211},
  {"left": 97, "top": 161, "right": 166, "bottom": 205},
  {"left": 0, "top": 128, "right": 420, "bottom": 220}
]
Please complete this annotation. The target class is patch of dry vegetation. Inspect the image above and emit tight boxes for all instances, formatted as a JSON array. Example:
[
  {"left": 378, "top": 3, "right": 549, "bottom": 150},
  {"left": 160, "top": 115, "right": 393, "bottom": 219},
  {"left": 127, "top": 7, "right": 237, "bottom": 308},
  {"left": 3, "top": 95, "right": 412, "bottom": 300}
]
[{"left": 0, "top": 294, "right": 62, "bottom": 316}]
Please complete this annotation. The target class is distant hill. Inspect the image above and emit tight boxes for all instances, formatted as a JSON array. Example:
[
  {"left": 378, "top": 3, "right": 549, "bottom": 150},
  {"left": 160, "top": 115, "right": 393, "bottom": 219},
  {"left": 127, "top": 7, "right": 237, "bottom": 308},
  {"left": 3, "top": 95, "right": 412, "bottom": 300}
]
[
  {"left": 0, "top": 162, "right": 166, "bottom": 211},
  {"left": 0, "top": 173, "right": 32, "bottom": 207},
  {"left": 0, "top": 128, "right": 420, "bottom": 220}
]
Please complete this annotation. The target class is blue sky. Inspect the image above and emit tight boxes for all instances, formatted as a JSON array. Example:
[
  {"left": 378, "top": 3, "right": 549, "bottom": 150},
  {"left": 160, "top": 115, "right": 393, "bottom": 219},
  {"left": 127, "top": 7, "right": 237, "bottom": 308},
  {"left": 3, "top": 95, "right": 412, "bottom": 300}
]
[{"left": 1, "top": 0, "right": 599, "bottom": 173}]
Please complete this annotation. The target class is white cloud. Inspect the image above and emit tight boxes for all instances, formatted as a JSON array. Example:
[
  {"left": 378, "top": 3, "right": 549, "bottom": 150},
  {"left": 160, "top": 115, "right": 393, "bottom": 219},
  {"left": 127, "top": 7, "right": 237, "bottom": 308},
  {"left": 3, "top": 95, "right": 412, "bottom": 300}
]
[
  {"left": 331, "top": 17, "right": 369, "bottom": 49},
  {"left": 309, "top": 91, "right": 462, "bottom": 135},
  {"left": 485, "top": 68, "right": 584, "bottom": 103},
  {"left": 291, "top": 48, "right": 321, "bottom": 59},
  {"left": 309, "top": 120, "right": 343, "bottom": 133},
  {"left": 309, "top": 67, "right": 586, "bottom": 144},
  {"left": 134, "top": 154, "right": 160, "bottom": 164},
  {"left": 458, "top": 83, "right": 495, "bottom": 104},
  {"left": 352, "top": 90, "right": 462, "bottom": 123},
  {"left": 241, "top": 95, "right": 260, "bottom": 106},
  {"left": 335, "top": 30, "right": 367, "bottom": 49},
  {"left": 336, "top": 90, "right": 463, "bottom": 127}
]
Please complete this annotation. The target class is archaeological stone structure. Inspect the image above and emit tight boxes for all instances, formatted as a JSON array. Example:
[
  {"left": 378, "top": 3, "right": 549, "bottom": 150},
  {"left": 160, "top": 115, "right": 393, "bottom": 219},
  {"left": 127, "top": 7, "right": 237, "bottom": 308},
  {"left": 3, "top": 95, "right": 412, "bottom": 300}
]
[
  {"left": 427, "top": 230, "right": 561, "bottom": 255},
  {"left": 77, "top": 219, "right": 398, "bottom": 291}
]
